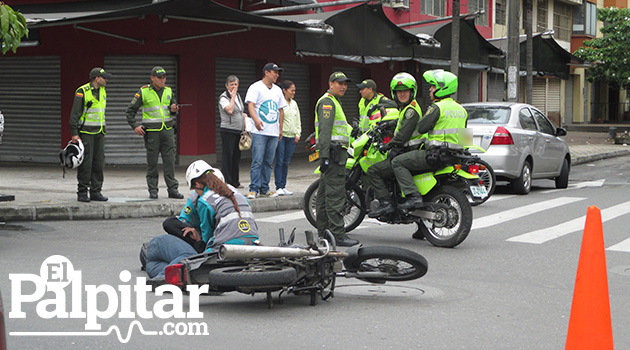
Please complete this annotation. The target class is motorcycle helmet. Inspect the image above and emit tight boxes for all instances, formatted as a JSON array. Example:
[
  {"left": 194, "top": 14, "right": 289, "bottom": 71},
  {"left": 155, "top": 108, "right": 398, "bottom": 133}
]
[
  {"left": 390, "top": 72, "right": 417, "bottom": 105},
  {"left": 185, "top": 160, "right": 224, "bottom": 189},
  {"left": 423, "top": 69, "right": 458, "bottom": 98},
  {"left": 59, "top": 140, "right": 85, "bottom": 169}
]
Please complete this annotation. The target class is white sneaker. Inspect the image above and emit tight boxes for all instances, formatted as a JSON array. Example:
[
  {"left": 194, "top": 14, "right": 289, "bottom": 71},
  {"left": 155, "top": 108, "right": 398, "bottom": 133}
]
[
  {"left": 247, "top": 192, "right": 257, "bottom": 199},
  {"left": 275, "top": 188, "right": 285, "bottom": 196},
  {"left": 281, "top": 188, "right": 293, "bottom": 195}
]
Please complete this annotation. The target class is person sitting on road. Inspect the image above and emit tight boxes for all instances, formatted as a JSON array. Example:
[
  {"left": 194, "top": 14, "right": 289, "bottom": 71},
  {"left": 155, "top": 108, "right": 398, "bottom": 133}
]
[{"left": 144, "top": 160, "right": 259, "bottom": 281}]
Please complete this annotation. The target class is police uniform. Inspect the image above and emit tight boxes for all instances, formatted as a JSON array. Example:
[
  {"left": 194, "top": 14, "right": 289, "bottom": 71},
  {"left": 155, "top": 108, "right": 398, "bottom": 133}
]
[
  {"left": 314, "top": 84, "right": 352, "bottom": 243},
  {"left": 126, "top": 68, "right": 180, "bottom": 198},
  {"left": 69, "top": 69, "right": 109, "bottom": 200},
  {"left": 392, "top": 97, "right": 468, "bottom": 197},
  {"left": 357, "top": 93, "right": 388, "bottom": 134}
]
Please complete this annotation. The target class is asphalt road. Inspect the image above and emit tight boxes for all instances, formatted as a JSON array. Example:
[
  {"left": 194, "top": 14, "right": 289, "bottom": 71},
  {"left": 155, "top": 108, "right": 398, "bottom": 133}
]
[{"left": 1, "top": 155, "right": 630, "bottom": 349}]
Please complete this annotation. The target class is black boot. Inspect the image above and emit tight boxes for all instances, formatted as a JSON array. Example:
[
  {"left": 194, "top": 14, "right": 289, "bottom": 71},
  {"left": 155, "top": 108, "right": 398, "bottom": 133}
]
[
  {"left": 368, "top": 198, "right": 395, "bottom": 218},
  {"left": 336, "top": 235, "right": 360, "bottom": 247},
  {"left": 399, "top": 192, "right": 423, "bottom": 210}
]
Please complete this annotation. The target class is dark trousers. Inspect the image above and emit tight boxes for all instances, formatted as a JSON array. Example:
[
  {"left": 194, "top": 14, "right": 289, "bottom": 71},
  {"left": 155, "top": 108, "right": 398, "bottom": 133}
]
[
  {"left": 144, "top": 128, "right": 178, "bottom": 193},
  {"left": 220, "top": 130, "right": 241, "bottom": 187},
  {"left": 315, "top": 160, "right": 347, "bottom": 238},
  {"left": 77, "top": 132, "right": 105, "bottom": 195},
  {"left": 162, "top": 216, "right": 206, "bottom": 253}
]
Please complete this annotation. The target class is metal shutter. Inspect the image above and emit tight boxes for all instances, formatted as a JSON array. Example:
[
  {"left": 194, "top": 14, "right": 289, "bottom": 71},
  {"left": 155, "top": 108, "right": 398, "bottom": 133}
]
[
  {"left": 547, "top": 78, "right": 561, "bottom": 114},
  {"left": 332, "top": 66, "right": 361, "bottom": 124},
  {"left": 487, "top": 73, "right": 505, "bottom": 102},
  {"left": 103, "top": 55, "right": 178, "bottom": 164},
  {"left": 215, "top": 58, "right": 257, "bottom": 161},
  {"left": 0, "top": 56, "right": 61, "bottom": 163},
  {"left": 458, "top": 69, "right": 481, "bottom": 104},
  {"left": 531, "top": 77, "right": 548, "bottom": 114},
  {"left": 278, "top": 62, "right": 310, "bottom": 155}
]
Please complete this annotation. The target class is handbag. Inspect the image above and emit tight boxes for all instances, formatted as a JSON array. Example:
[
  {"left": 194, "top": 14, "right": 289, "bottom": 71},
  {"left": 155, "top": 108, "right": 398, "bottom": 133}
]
[{"left": 239, "top": 131, "right": 252, "bottom": 151}]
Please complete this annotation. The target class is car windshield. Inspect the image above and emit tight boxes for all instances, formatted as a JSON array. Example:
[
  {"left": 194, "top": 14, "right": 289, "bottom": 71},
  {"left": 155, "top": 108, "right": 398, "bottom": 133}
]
[{"left": 465, "top": 106, "right": 511, "bottom": 124}]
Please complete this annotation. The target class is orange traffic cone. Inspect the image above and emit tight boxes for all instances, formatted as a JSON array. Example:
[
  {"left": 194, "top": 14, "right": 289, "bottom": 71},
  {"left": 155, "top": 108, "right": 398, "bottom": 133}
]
[{"left": 565, "top": 206, "right": 613, "bottom": 349}]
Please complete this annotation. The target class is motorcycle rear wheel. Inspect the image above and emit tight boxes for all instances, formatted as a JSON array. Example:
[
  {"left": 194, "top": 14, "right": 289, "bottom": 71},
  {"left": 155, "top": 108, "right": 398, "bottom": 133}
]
[
  {"left": 208, "top": 265, "right": 297, "bottom": 288},
  {"left": 344, "top": 246, "right": 428, "bottom": 282},
  {"left": 303, "top": 179, "right": 366, "bottom": 232},
  {"left": 418, "top": 185, "right": 472, "bottom": 248},
  {"left": 462, "top": 158, "right": 496, "bottom": 206}
]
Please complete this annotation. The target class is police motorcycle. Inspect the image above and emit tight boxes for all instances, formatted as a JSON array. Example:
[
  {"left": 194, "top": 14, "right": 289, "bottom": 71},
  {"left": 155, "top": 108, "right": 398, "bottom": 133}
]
[
  {"left": 303, "top": 107, "right": 489, "bottom": 248},
  {"left": 162, "top": 229, "right": 428, "bottom": 308}
]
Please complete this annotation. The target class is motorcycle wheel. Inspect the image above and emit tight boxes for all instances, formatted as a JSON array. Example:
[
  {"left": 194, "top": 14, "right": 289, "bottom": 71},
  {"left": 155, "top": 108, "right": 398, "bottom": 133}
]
[
  {"left": 418, "top": 185, "right": 473, "bottom": 248},
  {"left": 343, "top": 246, "right": 428, "bottom": 282},
  {"left": 303, "top": 179, "right": 366, "bottom": 232},
  {"left": 462, "top": 158, "right": 496, "bottom": 206},
  {"left": 208, "top": 265, "right": 297, "bottom": 287}
]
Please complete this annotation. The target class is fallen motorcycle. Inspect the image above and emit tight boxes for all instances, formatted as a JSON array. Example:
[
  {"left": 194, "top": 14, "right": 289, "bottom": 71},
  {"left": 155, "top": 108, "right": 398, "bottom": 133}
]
[{"left": 163, "top": 229, "right": 428, "bottom": 308}]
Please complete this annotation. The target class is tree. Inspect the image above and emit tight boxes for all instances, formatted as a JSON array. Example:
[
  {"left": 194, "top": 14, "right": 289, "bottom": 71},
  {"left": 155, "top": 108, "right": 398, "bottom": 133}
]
[
  {"left": 0, "top": 1, "right": 29, "bottom": 54},
  {"left": 574, "top": 7, "right": 630, "bottom": 90}
]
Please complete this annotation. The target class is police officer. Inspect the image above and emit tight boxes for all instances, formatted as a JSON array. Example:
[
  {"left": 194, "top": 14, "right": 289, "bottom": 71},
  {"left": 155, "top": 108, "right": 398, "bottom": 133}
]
[
  {"left": 392, "top": 69, "right": 468, "bottom": 211},
  {"left": 70, "top": 67, "right": 111, "bottom": 203},
  {"left": 315, "top": 72, "right": 359, "bottom": 247},
  {"left": 126, "top": 66, "right": 184, "bottom": 199},
  {"left": 356, "top": 79, "right": 390, "bottom": 134},
  {"left": 368, "top": 72, "right": 424, "bottom": 217}
]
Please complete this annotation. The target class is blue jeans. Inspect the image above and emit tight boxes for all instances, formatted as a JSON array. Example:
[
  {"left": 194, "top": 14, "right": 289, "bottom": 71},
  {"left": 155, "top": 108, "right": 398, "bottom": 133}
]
[
  {"left": 250, "top": 133, "right": 278, "bottom": 194},
  {"left": 274, "top": 136, "right": 297, "bottom": 189},
  {"left": 146, "top": 235, "right": 197, "bottom": 278}
]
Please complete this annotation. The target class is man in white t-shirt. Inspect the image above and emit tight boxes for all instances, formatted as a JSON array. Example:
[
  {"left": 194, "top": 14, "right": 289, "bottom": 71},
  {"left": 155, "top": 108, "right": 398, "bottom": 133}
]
[{"left": 244, "top": 63, "right": 287, "bottom": 198}]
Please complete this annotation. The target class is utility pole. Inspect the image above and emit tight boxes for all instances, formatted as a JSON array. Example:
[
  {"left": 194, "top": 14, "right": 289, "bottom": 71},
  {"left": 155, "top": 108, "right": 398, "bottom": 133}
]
[
  {"left": 506, "top": 0, "right": 521, "bottom": 102},
  {"left": 450, "top": 0, "right": 460, "bottom": 79},
  {"left": 525, "top": 0, "right": 533, "bottom": 104}
]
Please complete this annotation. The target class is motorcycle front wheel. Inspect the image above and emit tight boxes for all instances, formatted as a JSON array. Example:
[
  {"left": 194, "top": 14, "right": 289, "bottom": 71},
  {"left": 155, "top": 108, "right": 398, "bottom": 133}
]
[
  {"left": 343, "top": 246, "right": 428, "bottom": 282},
  {"left": 303, "top": 179, "right": 366, "bottom": 232},
  {"left": 418, "top": 185, "right": 473, "bottom": 248}
]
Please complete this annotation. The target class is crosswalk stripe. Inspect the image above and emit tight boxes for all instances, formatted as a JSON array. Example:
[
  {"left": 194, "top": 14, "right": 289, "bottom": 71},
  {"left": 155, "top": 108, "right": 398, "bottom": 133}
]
[
  {"left": 607, "top": 237, "right": 630, "bottom": 252},
  {"left": 472, "top": 197, "right": 586, "bottom": 230},
  {"left": 486, "top": 194, "right": 517, "bottom": 203},
  {"left": 507, "top": 201, "right": 630, "bottom": 244},
  {"left": 540, "top": 179, "right": 605, "bottom": 194},
  {"left": 257, "top": 211, "right": 305, "bottom": 223}
]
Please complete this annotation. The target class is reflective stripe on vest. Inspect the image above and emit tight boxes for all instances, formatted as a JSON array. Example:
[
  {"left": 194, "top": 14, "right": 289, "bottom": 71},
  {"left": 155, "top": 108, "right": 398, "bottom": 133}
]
[
  {"left": 395, "top": 100, "right": 425, "bottom": 148},
  {"left": 141, "top": 86, "right": 174, "bottom": 131},
  {"left": 315, "top": 93, "right": 350, "bottom": 148},
  {"left": 78, "top": 83, "right": 106, "bottom": 134},
  {"left": 201, "top": 188, "right": 258, "bottom": 249},
  {"left": 358, "top": 93, "right": 384, "bottom": 133},
  {"left": 425, "top": 98, "right": 468, "bottom": 149}
]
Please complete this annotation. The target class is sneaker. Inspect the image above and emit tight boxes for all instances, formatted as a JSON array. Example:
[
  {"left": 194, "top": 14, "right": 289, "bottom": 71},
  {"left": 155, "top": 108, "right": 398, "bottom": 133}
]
[
  {"left": 280, "top": 188, "right": 293, "bottom": 195},
  {"left": 247, "top": 192, "right": 257, "bottom": 199},
  {"left": 275, "top": 188, "right": 285, "bottom": 196},
  {"left": 260, "top": 191, "right": 274, "bottom": 197}
]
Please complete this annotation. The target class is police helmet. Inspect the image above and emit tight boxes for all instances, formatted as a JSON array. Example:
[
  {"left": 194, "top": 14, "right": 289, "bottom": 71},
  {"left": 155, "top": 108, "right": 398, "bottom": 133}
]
[
  {"left": 423, "top": 69, "right": 458, "bottom": 98},
  {"left": 59, "top": 140, "right": 85, "bottom": 169}
]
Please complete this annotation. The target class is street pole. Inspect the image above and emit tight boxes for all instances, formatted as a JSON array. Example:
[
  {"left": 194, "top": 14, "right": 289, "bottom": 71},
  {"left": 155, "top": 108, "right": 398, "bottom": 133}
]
[
  {"left": 525, "top": 0, "right": 533, "bottom": 104},
  {"left": 450, "top": 0, "right": 460, "bottom": 84},
  {"left": 506, "top": 0, "right": 521, "bottom": 102}
]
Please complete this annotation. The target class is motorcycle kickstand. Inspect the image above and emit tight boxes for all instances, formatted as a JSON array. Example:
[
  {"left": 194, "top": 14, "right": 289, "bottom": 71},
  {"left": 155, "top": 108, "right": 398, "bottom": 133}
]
[{"left": 266, "top": 292, "right": 274, "bottom": 309}]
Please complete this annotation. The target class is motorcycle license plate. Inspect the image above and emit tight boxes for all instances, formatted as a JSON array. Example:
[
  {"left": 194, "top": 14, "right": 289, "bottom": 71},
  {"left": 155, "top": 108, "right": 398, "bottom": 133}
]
[
  {"left": 470, "top": 185, "right": 488, "bottom": 198},
  {"left": 309, "top": 152, "right": 319, "bottom": 162}
]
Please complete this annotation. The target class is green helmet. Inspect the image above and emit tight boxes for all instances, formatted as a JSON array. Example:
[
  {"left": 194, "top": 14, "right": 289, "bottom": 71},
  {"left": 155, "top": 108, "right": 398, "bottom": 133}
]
[
  {"left": 390, "top": 72, "right": 417, "bottom": 104},
  {"left": 423, "top": 69, "right": 458, "bottom": 98}
]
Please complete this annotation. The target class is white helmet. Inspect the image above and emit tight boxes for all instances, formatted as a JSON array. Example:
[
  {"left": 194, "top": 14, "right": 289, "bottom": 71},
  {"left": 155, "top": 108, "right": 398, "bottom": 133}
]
[
  {"left": 59, "top": 140, "right": 85, "bottom": 169},
  {"left": 185, "top": 160, "right": 224, "bottom": 189}
]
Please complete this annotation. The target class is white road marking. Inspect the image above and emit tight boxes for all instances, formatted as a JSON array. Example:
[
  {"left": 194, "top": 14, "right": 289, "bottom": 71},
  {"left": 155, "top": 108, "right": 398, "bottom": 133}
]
[
  {"left": 257, "top": 211, "right": 305, "bottom": 223},
  {"left": 539, "top": 179, "right": 605, "bottom": 194},
  {"left": 507, "top": 201, "right": 630, "bottom": 244},
  {"left": 486, "top": 194, "right": 518, "bottom": 203},
  {"left": 472, "top": 197, "right": 587, "bottom": 230},
  {"left": 607, "top": 237, "right": 630, "bottom": 252}
]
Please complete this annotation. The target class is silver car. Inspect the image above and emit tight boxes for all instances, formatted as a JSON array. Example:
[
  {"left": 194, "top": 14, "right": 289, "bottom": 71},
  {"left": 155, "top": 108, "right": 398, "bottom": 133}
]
[{"left": 462, "top": 102, "right": 570, "bottom": 194}]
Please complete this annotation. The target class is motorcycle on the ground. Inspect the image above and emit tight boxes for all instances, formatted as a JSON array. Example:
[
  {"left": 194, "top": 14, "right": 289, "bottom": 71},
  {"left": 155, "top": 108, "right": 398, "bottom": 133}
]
[
  {"left": 303, "top": 115, "right": 489, "bottom": 248},
  {"left": 163, "top": 229, "right": 428, "bottom": 308}
]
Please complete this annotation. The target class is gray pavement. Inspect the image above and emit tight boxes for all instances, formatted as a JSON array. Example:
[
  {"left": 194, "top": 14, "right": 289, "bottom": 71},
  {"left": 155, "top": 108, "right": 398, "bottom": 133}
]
[{"left": 1, "top": 130, "right": 629, "bottom": 222}]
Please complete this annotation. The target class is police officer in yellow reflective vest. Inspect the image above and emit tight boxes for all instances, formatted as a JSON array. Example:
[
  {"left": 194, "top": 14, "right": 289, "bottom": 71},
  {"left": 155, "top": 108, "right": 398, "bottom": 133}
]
[
  {"left": 126, "top": 66, "right": 183, "bottom": 200},
  {"left": 315, "top": 72, "right": 359, "bottom": 247},
  {"left": 368, "top": 72, "right": 424, "bottom": 218},
  {"left": 356, "top": 79, "right": 390, "bottom": 134},
  {"left": 392, "top": 69, "right": 468, "bottom": 213},
  {"left": 69, "top": 67, "right": 111, "bottom": 203}
]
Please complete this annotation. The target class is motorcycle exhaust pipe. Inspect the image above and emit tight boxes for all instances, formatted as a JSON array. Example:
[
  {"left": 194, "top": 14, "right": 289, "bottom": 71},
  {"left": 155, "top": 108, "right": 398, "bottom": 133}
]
[{"left": 218, "top": 245, "right": 323, "bottom": 260}]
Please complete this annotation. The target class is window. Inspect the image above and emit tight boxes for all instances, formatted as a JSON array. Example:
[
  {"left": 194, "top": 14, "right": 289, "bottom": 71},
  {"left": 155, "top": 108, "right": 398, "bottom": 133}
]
[
  {"left": 537, "top": 0, "right": 548, "bottom": 32},
  {"left": 421, "top": 0, "right": 446, "bottom": 17},
  {"left": 495, "top": 0, "right": 506, "bottom": 25},
  {"left": 573, "top": 1, "right": 596, "bottom": 36},
  {"left": 468, "top": 0, "right": 488, "bottom": 26},
  {"left": 519, "top": 108, "right": 537, "bottom": 131},
  {"left": 553, "top": 1, "right": 572, "bottom": 41},
  {"left": 532, "top": 110, "right": 555, "bottom": 135}
]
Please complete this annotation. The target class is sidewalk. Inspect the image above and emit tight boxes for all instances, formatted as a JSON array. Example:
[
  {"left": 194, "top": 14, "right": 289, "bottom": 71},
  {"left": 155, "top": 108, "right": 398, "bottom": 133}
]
[{"left": 1, "top": 131, "right": 629, "bottom": 222}]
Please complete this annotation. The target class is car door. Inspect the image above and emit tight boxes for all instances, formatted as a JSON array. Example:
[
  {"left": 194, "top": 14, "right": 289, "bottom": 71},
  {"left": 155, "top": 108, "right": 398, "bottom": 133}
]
[
  {"left": 516, "top": 107, "right": 543, "bottom": 173},
  {"left": 531, "top": 108, "right": 565, "bottom": 174}
]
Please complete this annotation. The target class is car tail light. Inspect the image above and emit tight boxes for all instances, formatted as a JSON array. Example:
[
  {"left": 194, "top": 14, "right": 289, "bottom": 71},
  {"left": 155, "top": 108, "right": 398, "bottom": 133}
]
[
  {"left": 490, "top": 126, "right": 514, "bottom": 145},
  {"left": 165, "top": 264, "right": 187, "bottom": 287}
]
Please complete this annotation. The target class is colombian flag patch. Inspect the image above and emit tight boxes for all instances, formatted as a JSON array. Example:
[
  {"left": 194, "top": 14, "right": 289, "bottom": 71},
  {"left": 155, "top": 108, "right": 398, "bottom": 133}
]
[
  {"left": 76, "top": 92, "right": 84, "bottom": 98},
  {"left": 135, "top": 93, "right": 141, "bottom": 98},
  {"left": 322, "top": 105, "right": 332, "bottom": 110}
]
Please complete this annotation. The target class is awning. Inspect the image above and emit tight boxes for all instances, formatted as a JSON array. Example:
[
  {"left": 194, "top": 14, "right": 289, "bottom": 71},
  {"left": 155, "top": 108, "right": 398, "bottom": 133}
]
[
  {"left": 405, "top": 19, "right": 504, "bottom": 70},
  {"left": 488, "top": 33, "right": 584, "bottom": 79},
  {"left": 20, "top": 0, "right": 331, "bottom": 39},
  {"left": 271, "top": 3, "right": 435, "bottom": 63}
]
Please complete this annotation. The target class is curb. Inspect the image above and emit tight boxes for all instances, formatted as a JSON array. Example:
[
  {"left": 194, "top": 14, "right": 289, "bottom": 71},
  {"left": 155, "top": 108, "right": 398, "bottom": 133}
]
[{"left": 572, "top": 149, "right": 630, "bottom": 166}]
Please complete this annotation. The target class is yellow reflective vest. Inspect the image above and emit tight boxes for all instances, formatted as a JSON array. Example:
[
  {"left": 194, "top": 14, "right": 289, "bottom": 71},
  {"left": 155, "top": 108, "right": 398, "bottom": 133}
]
[{"left": 77, "top": 83, "right": 106, "bottom": 134}]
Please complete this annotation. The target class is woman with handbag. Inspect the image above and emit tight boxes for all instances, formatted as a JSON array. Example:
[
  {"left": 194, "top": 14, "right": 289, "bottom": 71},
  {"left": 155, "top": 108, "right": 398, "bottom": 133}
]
[
  {"left": 218, "top": 75, "right": 246, "bottom": 188},
  {"left": 273, "top": 80, "right": 301, "bottom": 196}
]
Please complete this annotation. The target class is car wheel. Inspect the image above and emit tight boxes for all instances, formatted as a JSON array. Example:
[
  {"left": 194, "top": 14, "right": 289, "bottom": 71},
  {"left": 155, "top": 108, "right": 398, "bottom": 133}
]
[
  {"left": 511, "top": 160, "right": 532, "bottom": 194},
  {"left": 555, "top": 158, "right": 570, "bottom": 189}
]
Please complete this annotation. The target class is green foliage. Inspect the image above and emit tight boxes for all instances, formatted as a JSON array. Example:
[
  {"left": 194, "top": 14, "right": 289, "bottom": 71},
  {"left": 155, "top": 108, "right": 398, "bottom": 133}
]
[
  {"left": 574, "top": 7, "right": 630, "bottom": 90},
  {"left": 0, "top": 2, "right": 29, "bottom": 54}
]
